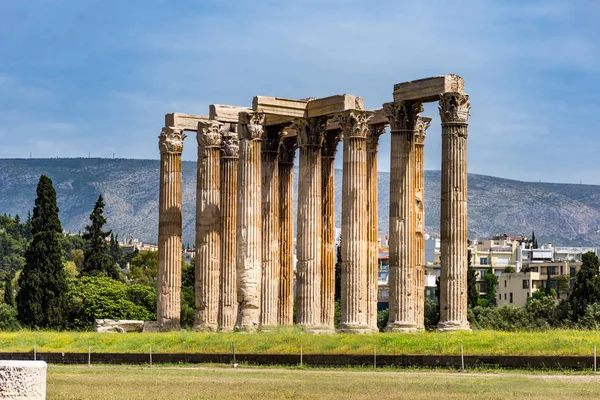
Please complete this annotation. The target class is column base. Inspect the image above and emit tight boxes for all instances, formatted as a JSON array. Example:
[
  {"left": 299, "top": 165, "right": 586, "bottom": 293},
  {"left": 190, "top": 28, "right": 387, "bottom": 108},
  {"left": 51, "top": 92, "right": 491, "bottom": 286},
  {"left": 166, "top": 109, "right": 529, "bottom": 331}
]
[
  {"left": 385, "top": 321, "right": 419, "bottom": 333},
  {"left": 193, "top": 323, "right": 219, "bottom": 333},
  {"left": 156, "top": 319, "right": 180, "bottom": 332},
  {"left": 339, "top": 323, "right": 378, "bottom": 334},
  {"left": 259, "top": 325, "right": 279, "bottom": 333},
  {"left": 234, "top": 323, "right": 260, "bottom": 333},
  {"left": 437, "top": 320, "right": 471, "bottom": 332},
  {"left": 297, "top": 324, "right": 336, "bottom": 335}
]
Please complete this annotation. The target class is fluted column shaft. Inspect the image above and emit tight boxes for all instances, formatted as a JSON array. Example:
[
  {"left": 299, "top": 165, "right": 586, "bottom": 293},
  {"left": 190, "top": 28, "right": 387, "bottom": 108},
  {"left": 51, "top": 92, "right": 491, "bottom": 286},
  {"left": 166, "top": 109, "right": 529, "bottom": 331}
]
[
  {"left": 157, "top": 127, "right": 186, "bottom": 331},
  {"left": 438, "top": 93, "right": 471, "bottom": 331},
  {"left": 321, "top": 131, "right": 341, "bottom": 329},
  {"left": 296, "top": 117, "right": 328, "bottom": 331},
  {"left": 339, "top": 111, "right": 374, "bottom": 334},
  {"left": 278, "top": 138, "right": 296, "bottom": 325},
  {"left": 260, "top": 128, "right": 281, "bottom": 329},
  {"left": 366, "top": 125, "right": 385, "bottom": 331},
  {"left": 384, "top": 102, "right": 422, "bottom": 332},
  {"left": 235, "top": 112, "right": 265, "bottom": 332},
  {"left": 219, "top": 127, "right": 239, "bottom": 331},
  {"left": 414, "top": 119, "right": 430, "bottom": 330},
  {"left": 194, "top": 121, "right": 222, "bottom": 332}
]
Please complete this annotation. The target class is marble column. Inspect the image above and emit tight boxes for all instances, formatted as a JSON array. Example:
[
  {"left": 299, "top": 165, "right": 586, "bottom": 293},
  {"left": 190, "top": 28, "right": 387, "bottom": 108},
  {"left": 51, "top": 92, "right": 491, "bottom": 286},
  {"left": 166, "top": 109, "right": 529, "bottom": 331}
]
[
  {"left": 295, "top": 117, "right": 329, "bottom": 332},
  {"left": 321, "top": 130, "right": 341, "bottom": 329},
  {"left": 278, "top": 137, "right": 296, "bottom": 326},
  {"left": 339, "top": 110, "right": 375, "bottom": 334},
  {"left": 437, "top": 92, "right": 471, "bottom": 331},
  {"left": 194, "top": 120, "right": 222, "bottom": 332},
  {"left": 235, "top": 111, "right": 265, "bottom": 332},
  {"left": 157, "top": 126, "right": 186, "bottom": 331},
  {"left": 260, "top": 127, "right": 281, "bottom": 329},
  {"left": 413, "top": 118, "right": 430, "bottom": 330},
  {"left": 366, "top": 124, "right": 385, "bottom": 331},
  {"left": 218, "top": 125, "right": 239, "bottom": 331},
  {"left": 384, "top": 101, "right": 422, "bottom": 332}
]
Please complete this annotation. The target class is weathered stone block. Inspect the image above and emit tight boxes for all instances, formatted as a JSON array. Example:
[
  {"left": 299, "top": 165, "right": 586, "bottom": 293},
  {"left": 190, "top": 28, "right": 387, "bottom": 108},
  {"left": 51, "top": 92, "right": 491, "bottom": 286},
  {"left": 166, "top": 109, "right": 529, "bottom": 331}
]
[
  {"left": 142, "top": 321, "right": 162, "bottom": 332},
  {"left": 0, "top": 361, "right": 47, "bottom": 400},
  {"left": 393, "top": 74, "right": 464, "bottom": 103},
  {"left": 252, "top": 96, "right": 308, "bottom": 126},
  {"left": 209, "top": 104, "right": 251, "bottom": 123},
  {"left": 165, "top": 113, "right": 208, "bottom": 132},
  {"left": 307, "top": 94, "right": 363, "bottom": 117},
  {"left": 95, "top": 319, "right": 145, "bottom": 333}
]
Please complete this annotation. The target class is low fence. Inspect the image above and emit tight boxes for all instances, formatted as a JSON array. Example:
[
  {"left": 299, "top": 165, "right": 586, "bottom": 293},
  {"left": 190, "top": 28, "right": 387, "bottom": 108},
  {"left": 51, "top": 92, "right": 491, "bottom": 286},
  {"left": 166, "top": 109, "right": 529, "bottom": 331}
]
[{"left": 0, "top": 352, "right": 596, "bottom": 370}]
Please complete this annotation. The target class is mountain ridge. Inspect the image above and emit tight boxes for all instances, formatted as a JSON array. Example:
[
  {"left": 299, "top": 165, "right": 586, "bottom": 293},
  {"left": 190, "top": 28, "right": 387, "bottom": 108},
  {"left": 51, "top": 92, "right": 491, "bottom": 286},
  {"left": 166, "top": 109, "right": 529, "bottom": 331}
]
[{"left": 1, "top": 158, "right": 599, "bottom": 246}]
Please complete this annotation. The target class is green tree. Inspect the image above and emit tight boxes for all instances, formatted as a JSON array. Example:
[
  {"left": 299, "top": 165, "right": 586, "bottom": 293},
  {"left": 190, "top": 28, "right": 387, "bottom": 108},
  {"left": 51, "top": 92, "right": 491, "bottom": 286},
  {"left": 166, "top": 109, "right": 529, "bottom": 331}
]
[
  {"left": 82, "top": 195, "right": 119, "bottom": 279},
  {"left": 467, "top": 249, "right": 479, "bottom": 308},
  {"left": 569, "top": 251, "right": 600, "bottom": 320},
  {"left": 3, "top": 272, "right": 14, "bottom": 306},
  {"left": 544, "top": 267, "right": 554, "bottom": 297},
  {"left": 127, "top": 250, "right": 158, "bottom": 286},
  {"left": 16, "top": 175, "right": 69, "bottom": 329},
  {"left": 109, "top": 233, "right": 124, "bottom": 266},
  {"left": 483, "top": 269, "right": 499, "bottom": 307}
]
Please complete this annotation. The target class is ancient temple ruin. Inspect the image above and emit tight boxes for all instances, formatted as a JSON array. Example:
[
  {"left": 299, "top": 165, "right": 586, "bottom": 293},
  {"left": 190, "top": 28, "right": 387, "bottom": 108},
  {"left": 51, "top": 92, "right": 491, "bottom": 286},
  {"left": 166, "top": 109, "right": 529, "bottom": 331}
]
[{"left": 156, "top": 74, "right": 471, "bottom": 333}]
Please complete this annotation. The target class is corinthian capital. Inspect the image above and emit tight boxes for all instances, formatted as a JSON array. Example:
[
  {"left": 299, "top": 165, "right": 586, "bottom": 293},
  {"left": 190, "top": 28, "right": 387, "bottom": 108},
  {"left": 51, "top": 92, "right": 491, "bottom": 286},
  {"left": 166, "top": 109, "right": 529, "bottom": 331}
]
[
  {"left": 414, "top": 117, "right": 431, "bottom": 145},
  {"left": 158, "top": 126, "right": 186, "bottom": 154},
  {"left": 221, "top": 125, "right": 240, "bottom": 159},
  {"left": 367, "top": 124, "right": 386, "bottom": 153},
  {"left": 334, "top": 110, "right": 373, "bottom": 139},
  {"left": 278, "top": 137, "right": 297, "bottom": 165},
  {"left": 262, "top": 126, "right": 282, "bottom": 154},
  {"left": 197, "top": 120, "right": 223, "bottom": 148},
  {"left": 322, "top": 130, "right": 342, "bottom": 158},
  {"left": 439, "top": 92, "right": 470, "bottom": 124},
  {"left": 383, "top": 101, "right": 423, "bottom": 132},
  {"left": 238, "top": 111, "right": 265, "bottom": 140},
  {"left": 294, "top": 117, "right": 327, "bottom": 148}
]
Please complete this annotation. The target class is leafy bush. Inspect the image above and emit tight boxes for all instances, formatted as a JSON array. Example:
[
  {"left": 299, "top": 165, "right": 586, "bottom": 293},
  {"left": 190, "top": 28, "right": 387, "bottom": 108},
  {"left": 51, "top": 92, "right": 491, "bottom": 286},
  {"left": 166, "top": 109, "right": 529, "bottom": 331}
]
[
  {"left": 424, "top": 298, "right": 439, "bottom": 330},
  {"left": 377, "top": 308, "right": 388, "bottom": 332},
  {"left": 0, "top": 304, "right": 21, "bottom": 331},
  {"left": 68, "top": 276, "right": 155, "bottom": 329}
]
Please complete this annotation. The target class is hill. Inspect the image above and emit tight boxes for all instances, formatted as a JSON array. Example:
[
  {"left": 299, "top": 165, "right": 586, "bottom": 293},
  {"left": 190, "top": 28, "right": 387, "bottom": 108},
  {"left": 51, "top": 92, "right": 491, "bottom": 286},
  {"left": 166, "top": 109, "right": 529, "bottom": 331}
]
[{"left": 0, "top": 158, "right": 598, "bottom": 246}]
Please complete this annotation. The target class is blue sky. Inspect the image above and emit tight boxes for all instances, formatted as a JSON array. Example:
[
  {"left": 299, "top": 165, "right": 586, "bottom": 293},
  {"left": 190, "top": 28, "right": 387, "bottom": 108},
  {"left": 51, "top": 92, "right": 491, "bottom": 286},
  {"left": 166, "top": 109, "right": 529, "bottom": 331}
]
[{"left": 1, "top": 0, "right": 599, "bottom": 183}]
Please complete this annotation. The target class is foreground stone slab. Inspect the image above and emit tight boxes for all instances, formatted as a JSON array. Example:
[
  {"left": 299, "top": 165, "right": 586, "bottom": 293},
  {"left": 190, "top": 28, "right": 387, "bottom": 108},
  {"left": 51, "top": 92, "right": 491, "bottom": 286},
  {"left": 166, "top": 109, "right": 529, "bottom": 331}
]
[
  {"left": 95, "top": 319, "right": 145, "bottom": 333},
  {"left": 0, "top": 361, "right": 47, "bottom": 400},
  {"left": 393, "top": 75, "right": 464, "bottom": 103}
]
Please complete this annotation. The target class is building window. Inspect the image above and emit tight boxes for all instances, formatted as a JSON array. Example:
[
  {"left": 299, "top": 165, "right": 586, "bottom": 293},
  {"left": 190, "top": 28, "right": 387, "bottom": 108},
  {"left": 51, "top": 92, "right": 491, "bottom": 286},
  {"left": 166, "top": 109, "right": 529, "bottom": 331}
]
[
  {"left": 498, "top": 294, "right": 501, "bottom": 300},
  {"left": 504, "top": 293, "right": 507, "bottom": 300},
  {"left": 510, "top": 293, "right": 513, "bottom": 303},
  {"left": 570, "top": 267, "right": 576, "bottom": 277},
  {"left": 527, "top": 292, "right": 530, "bottom": 298},
  {"left": 522, "top": 280, "right": 529, "bottom": 289},
  {"left": 480, "top": 258, "right": 488, "bottom": 265},
  {"left": 547, "top": 266, "right": 557, "bottom": 275},
  {"left": 504, "top": 280, "right": 507, "bottom": 288}
]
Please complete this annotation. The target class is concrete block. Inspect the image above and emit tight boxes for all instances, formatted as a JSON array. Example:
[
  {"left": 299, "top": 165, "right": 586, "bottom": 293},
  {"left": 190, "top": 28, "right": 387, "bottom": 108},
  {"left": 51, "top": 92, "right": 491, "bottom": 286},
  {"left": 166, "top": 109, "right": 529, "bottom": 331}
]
[{"left": 0, "top": 361, "right": 47, "bottom": 400}]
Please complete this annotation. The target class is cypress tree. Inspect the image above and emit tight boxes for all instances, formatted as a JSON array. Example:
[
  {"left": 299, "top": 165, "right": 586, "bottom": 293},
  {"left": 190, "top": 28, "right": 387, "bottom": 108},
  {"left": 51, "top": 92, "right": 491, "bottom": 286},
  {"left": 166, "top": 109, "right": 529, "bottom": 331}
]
[
  {"left": 4, "top": 272, "right": 14, "bottom": 307},
  {"left": 17, "top": 175, "right": 69, "bottom": 328},
  {"left": 467, "top": 249, "right": 479, "bottom": 308},
  {"left": 82, "top": 195, "right": 119, "bottom": 279},
  {"left": 569, "top": 251, "right": 600, "bottom": 320},
  {"left": 334, "top": 244, "right": 342, "bottom": 301}
]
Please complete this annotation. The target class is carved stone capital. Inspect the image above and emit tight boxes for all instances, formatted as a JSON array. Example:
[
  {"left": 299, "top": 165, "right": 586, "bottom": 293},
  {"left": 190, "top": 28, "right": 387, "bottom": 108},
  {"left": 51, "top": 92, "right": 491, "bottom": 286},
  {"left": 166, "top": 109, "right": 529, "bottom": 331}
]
[
  {"left": 262, "top": 126, "right": 282, "bottom": 154},
  {"left": 158, "top": 126, "right": 186, "bottom": 154},
  {"left": 439, "top": 92, "right": 470, "bottom": 125},
  {"left": 197, "top": 120, "right": 223, "bottom": 148},
  {"left": 383, "top": 101, "right": 423, "bottom": 132},
  {"left": 335, "top": 110, "right": 373, "bottom": 139},
  {"left": 238, "top": 111, "right": 265, "bottom": 140},
  {"left": 295, "top": 117, "right": 328, "bottom": 148},
  {"left": 322, "top": 130, "right": 342, "bottom": 158},
  {"left": 367, "top": 124, "right": 386, "bottom": 153},
  {"left": 278, "top": 137, "right": 297, "bottom": 165},
  {"left": 221, "top": 125, "right": 239, "bottom": 159},
  {"left": 414, "top": 117, "right": 431, "bottom": 145}
]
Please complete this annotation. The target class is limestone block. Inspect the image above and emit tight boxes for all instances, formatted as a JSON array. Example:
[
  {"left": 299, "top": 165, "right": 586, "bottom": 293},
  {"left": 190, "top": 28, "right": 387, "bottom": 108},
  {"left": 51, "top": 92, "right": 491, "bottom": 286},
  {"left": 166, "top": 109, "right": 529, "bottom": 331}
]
[
  {"left": 165, "top": 113, "right": 208, "bottom": 132},
  {"left": 393, "top": 75, "right": 464, "bottom": 103},
  {"left": 307, "top": 94, "right": 363, "bottom": 117},
  {"left": 0, "top": 361, "right": 47, "bottom": 400},
  {"left": 142, "top": 321, "right": 162, "bottom": 332},
  {"left": 252, "top": 96, "right": 308, "bottom": 125},
  {"left": 209, "top": 104, "right": 251, "bottom": 123},
  {"left": 95, "top": 319, "right": 145, "bottom": 333}
]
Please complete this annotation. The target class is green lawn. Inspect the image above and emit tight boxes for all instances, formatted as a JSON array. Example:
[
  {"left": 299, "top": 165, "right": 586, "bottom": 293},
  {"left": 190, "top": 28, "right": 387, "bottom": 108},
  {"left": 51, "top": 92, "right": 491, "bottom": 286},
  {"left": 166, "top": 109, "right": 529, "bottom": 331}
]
[
  {"left": 46, "top": 365, "right": 600, "bottom": 400},
  {"left": 2, "top": 329, "right": 600, "bottom": 356}
]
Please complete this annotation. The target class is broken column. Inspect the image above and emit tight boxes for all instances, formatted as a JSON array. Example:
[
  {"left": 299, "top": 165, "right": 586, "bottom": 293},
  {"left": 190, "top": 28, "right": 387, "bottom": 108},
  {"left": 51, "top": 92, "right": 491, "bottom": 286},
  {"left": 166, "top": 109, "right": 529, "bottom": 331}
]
[
  {"left": 278, "top": 137, "right": 296, "bottom": 326},
  {"left": 194, "top": 120, "right": 222, "bottom": 332},
  {"left": 437, "top": 92, "right": 471, "bottom": 331},
  {"left": 260, "top": 127, "right": 281, "bottom": 330},
  {"left": 366, "top": 124, "right": 385, "bottom": 331},
  {"left": 157, "top": 126, "right": 186, "bottom": 331},
  {"left": 321, "top": 130, "right": 341, "bottom": 329},
  {"left": 235, "top": 111, "right": 265, "bottom": 332},
  {"left": 413, "top": 117, "right": 430, "bottom": 330},
  {"left": 338, "top": 110, "right": 375, "bottom": 334},
  {"left": 295, "top": 117, "right": 328, "bottom": 332},
  {"left": 384, "top": 101, "right": 422, "bottom": 332}
]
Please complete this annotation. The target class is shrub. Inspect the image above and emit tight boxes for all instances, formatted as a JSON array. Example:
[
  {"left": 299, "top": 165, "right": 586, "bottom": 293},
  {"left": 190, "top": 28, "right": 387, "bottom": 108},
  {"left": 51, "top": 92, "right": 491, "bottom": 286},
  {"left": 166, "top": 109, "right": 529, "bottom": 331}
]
[
  {"left": 377, "top": 308, "right": 388, "bottom": 332},
  {"left": 0, "top": 304, "right": 21, "bottom": 331}
]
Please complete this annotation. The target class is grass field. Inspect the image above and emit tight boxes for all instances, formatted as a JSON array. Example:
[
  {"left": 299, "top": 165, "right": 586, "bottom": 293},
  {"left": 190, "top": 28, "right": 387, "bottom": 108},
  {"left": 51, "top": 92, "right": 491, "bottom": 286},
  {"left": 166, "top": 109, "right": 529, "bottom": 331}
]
[
  {"left": 46, "top": 365, "right": 600, "bottom": 399},
  {"left": 2, "top": 329, "right": 600, "bottom": 356}
]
